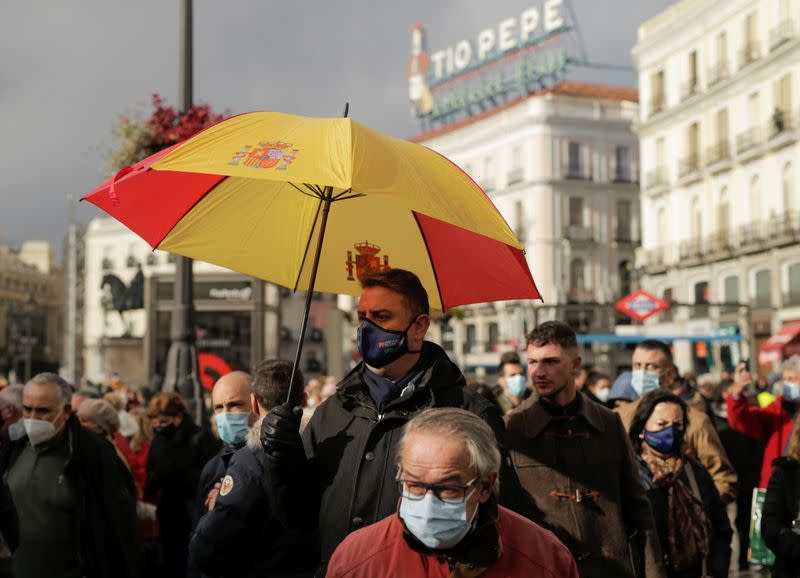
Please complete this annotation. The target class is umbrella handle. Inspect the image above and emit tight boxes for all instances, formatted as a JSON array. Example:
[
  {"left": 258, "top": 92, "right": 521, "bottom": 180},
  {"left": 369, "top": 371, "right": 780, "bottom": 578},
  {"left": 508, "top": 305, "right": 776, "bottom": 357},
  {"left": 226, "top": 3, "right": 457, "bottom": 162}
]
[{"left": 287, "top": 188, "right": 333, "bottom": 404}]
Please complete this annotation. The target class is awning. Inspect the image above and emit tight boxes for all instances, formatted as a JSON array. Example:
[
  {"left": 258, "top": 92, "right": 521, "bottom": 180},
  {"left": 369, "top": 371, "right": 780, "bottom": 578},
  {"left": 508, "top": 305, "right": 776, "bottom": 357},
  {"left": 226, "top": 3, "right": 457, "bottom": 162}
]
[{"left": 758, "top": 322, "right": 800, "bottom": 365}]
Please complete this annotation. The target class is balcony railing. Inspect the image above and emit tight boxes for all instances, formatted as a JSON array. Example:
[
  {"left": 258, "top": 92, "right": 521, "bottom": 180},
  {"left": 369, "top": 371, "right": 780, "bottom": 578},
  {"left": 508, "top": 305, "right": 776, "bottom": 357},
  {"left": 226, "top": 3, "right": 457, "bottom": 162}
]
[
  {"left": 739, "top": 42, "right": 761, "bottom": 67},
  {"left": 705, "top": 141, "right": 730, "bottom": 165},
  {"left": 680, "top": 80, "right": 700, "bottom": 101},
  {"left": 644, "top": 167, "right": 667, "bottom": 190},
  {"left": 678, "top": 153, "right": 701, "bottom": 177},
  {"left": 707, "top": 60, "right": 729, "bottom": 86},
  {"left": 770, "top": 19, "right": 796, "bottom": 50},
  {"left": 565, "top": 164, "right": 591, "bottom": 180},
  {"left": 507, "top": 167, "right": 524, "bottom": 185},
  {"left": 736, "top": 127, "right": 763, "bottom": 154},
  {"left": 644, "top": 248, "right": 666, "bottom": 273},
  {"left": 679, "top": 237, "right": 703, "bottom": 260},
  {"left": 565, "top": 224, "right": 594, "bottom": 242},
  {"left": 567, "top": 288, "right": 595, "bottom": 304},
  {"left": 649, "top": 97, "right": 665, "bottom": 117},
  {"left": 615, "top": 230, "right": 637, "bottom": 244},
  {"left": 690, "top": 304, "right": 710, "bottom": 319},
  {"left": 613, "top": 168, "right": 634, "bottom": 183}
]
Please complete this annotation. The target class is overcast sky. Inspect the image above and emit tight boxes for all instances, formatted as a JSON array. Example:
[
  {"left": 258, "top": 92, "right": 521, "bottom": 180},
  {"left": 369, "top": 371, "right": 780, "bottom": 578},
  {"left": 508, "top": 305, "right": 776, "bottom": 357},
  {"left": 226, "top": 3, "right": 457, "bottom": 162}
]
[{"left": 0, "top": 0, "right": 674, "bottom": 257}]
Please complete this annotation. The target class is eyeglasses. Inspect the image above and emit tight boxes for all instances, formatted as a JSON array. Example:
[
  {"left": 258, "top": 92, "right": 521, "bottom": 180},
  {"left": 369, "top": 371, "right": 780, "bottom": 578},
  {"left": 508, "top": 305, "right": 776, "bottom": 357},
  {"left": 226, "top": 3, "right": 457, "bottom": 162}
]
[{"left": 396, "top": 476, "right": 479, "bottom": 504}]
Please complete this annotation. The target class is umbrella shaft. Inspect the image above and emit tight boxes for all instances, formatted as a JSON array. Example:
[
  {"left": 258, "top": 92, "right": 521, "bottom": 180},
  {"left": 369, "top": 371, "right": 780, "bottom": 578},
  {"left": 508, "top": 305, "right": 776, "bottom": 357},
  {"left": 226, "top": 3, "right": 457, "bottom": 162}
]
[{"left": 288, "top": 189, "right": 333, "bottom": 403}]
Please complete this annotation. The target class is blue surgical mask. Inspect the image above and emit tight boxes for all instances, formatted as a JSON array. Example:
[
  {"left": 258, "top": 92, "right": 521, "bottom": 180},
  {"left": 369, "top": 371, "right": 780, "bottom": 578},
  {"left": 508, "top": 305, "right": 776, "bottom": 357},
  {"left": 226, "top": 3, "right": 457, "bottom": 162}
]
[
  {"left": 594, "top": 388, "right": 610, "bottom": 404},
  {"left": 215, "top": 412, "right": 251, "bottom": 445},
  {"left": 643, "top": 424, "right": 684, "bottom": 454},
  {"left": 782, "top": 381, "right": 800, "bottom": 402},
  {"left": 357, "top": 317, "right": 420, "bottom": 368},
  {"left": 399, "top": 488, "right": 478, "bottom": 550},
  {"left": 505, "top": 374, "right": 528, "bottom": 397},
  {"left": 631, "top": 370, "right": 660, "bottom": 397}
]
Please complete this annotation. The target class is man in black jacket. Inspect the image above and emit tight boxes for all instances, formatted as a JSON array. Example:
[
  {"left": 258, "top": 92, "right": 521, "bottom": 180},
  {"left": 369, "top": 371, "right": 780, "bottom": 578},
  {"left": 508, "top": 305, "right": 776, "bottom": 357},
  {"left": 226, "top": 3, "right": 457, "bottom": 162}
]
[
  {"left": 260, "top": 269, "right": 532, "bottom": 575},
  {"left": 1, "top": 373, "right": 139, "bottom": 578}
]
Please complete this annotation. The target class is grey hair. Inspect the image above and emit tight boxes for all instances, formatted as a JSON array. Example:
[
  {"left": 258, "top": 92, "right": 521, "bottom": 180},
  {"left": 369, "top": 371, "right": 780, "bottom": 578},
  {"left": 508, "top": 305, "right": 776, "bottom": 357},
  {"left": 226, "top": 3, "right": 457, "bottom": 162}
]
[
  {"left": 395, "top": 408, "right": 501, "bottom": 494},
  {"left": 27, "top": 372, "right": 72, "bottom": 405},
  {"left": 0, "top": 385, "right": 24, "bottom": 412},
  {"left": 783, "top": 355, "right": 800, "bottom": 375},
  {"left": 695, "top": 373, "right": 716, "bottom": 389}
]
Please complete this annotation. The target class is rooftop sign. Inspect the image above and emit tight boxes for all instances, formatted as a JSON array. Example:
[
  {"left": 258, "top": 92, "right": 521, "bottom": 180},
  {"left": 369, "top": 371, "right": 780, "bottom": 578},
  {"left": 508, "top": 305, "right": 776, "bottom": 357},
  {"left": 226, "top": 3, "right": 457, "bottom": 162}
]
[{"left": 408, "top": 0, "right": 569, "bottom": 127}]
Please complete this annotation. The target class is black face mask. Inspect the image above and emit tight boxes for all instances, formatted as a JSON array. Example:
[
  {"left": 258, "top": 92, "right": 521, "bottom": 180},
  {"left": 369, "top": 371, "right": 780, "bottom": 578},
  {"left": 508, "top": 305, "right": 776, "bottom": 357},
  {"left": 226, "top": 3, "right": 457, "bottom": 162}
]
[{"left": 154, "top": 424, "right": 177, "bottom": 439}]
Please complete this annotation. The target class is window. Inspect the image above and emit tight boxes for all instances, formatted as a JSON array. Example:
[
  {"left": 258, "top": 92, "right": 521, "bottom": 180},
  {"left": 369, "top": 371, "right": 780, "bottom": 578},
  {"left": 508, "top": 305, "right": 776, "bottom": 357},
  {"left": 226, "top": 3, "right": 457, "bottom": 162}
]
[
  {"left": 569, "top": 259, "right": 586, "bottom": 302},
  {"left": 715, "top": 31, "right": 727, "bottom": 78},
  {"left": 513, "top": 200, "right": 525, "bottom": 242},
  {"left": 724, "top": 275, "right": 739, "bottom": 303},
  {"left": 717, "top": 187, "right": 731, "bottom": 246},
  {"left": 754, "top": 269, "right": 772, "bottom": 307},
  {"left": 694, "top": 281, "right": 710, "bottom": 304},
  {"left": 750, "top": 175, "right": 762, "bottom": 222},
  {"left": 616, "top": 200, "right": 632, "bottom": 241},
  {"left": 567, "top": 141, "right": 582, "bottom": 177},
  {"left": 662, "top": 288, "right": 674, "bottom": 321},
  {"left": 773, "top": 74, "right": 792, "bottom": 134},
  {"left": 657, "top": 207, "right": 667, "bottom": 246},
  {"left": 615, "top": 145, "right": 631, "bottom": 182},
  {"left": 569, "top": 197, "right": 584, "bottom": 226},
  {"left": 619, "top": 261, "right": 632, "bottom": 296},
  {"left": 787, "top": 263, "right": 800, "bottom": 304},
  {"left": 487, "top": 322, "right": 499, "bottom": 350},
  {"left": 650, "top": 69, "right": 665, "bottom": 114},
  {"left": 691, "top": 197, "right": 702, "bottom": 239},
  {"left": 508, "top": 145, "right": 524, "bottom": 184},
  {"left": 742, "top": 11, "right": 759, "bottom": 64},
  {"left": 687, "top": 122, "right": 700, "bottom": 159},
  {"left": 465, "top": 324, "right": 477, "bottom": 353},
  {"left": 748, "top": 92, "right": 760, "bottom": 130},
  {"left": 684, "top": 50, "right": 699, "bottom": 98},
  {"left": 715, "top": 108, "right": 729, "bottom": 158},
  {"left": 784, "top": 162, "right": 795, "bottom": 213}
]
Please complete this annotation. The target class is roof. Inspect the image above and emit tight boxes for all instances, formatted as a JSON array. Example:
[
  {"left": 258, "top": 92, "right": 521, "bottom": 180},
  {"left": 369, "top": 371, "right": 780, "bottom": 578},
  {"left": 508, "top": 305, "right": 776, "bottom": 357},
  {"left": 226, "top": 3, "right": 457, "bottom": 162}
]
[{"left": 411, "top": 81, "right": 639, "bottom": 142}]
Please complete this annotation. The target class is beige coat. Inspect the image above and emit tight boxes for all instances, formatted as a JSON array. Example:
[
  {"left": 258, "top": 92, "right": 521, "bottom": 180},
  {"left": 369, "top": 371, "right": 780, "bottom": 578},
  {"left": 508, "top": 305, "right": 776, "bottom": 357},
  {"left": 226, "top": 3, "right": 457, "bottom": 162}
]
[{"left": 615, "top": 397, "right": 738, "bottom": 501}]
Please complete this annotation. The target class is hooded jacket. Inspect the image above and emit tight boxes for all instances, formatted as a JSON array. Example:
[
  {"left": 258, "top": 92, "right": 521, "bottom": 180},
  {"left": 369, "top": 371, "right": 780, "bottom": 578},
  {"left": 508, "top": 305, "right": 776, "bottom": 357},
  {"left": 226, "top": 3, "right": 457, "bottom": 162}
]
[
  {"left": 0, "top": 414, "right": 140, "bottom": 578},
  {"left": 264, "top": 341, "right": 533, "bottom": 574}
]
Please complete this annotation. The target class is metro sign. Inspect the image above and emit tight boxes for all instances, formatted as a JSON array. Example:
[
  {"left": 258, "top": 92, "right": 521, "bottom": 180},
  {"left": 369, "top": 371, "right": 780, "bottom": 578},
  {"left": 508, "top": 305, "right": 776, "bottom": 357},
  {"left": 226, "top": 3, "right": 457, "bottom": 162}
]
[{"left": 615, "top": 290, "right": 670, "bottom": 322}]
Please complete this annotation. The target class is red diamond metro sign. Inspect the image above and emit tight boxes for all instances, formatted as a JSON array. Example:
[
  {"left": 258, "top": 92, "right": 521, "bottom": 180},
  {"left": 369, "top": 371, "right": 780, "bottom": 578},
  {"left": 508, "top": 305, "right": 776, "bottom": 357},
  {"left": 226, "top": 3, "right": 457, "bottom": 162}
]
[{"left": 615, "top": 290, "right": 670, "bottom": 322}]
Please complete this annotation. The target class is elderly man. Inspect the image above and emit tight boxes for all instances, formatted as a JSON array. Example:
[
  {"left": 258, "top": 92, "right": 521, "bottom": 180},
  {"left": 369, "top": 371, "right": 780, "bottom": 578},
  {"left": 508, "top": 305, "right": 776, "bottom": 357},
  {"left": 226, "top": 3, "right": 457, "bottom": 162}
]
[
  {"left": 0, "top": 373, "right": 139, "bottom": 578},
  {"left": 727, "top": 355, "right": 800, "bottom": 489},
  {"left": 616, "top": 339, "right": 738, "bottom": 503},
  {"left": 190, "top": 360, "right": 313, "bottom": 577},
  {"left": 260, "top": 269, "right": 531, "bottom": 574},
  {"left": 327, "top": 407, "right": 577, "bottom": 577},
  {"left": 0, "top": 385, "right": 24, "bottom": 447},
  {"left": 194, "top": 370, "right": 255, "bottom": 524},
  {"left": 505, "top": 322, "right": 666, "bottom": 578}
]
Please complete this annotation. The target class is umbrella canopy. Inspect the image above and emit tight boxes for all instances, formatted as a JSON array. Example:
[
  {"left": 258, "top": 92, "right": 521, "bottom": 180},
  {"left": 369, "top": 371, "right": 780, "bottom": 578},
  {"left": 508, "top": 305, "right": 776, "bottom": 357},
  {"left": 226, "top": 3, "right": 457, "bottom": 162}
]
[{"left": 84, "top": 112, "right": 540, "bottom": 311}]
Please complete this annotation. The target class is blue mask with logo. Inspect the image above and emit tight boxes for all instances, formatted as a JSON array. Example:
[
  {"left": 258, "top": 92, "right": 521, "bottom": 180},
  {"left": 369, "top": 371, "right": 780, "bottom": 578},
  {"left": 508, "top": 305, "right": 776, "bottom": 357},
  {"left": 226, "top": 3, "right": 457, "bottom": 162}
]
[
  {"left": 783, "top": 381, "right": 800, "bottom": 401},
  {"left": 631, "top": 370, "right": 660, "bottom": 397},
  {"left": 643, "top": 424, "right": 683, "bottom": 454},
  {"left": 215, "top": 412, "right": 251, "bottom": 445},
  {"left": 399, "top": 488, "right": 478, "bottom": 549},
  {"left": 505, "top": 374, "right": 528, "bottom": 397},
  {"left": 357, "top": 317, "right": 420, "bottom": 368}
]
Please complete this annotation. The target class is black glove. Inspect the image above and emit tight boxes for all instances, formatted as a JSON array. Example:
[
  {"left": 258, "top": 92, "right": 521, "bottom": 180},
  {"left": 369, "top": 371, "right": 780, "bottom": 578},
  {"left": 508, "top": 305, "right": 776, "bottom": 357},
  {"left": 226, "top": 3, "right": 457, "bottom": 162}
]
[{"left": 260, "top": 403, "right": 303, "bottom": 459}]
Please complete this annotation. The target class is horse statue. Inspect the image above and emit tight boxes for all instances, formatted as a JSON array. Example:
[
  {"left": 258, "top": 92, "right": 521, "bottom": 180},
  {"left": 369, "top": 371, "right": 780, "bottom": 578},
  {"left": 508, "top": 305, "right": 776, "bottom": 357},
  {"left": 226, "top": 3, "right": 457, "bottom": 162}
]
[{"left": 101, "top": 268, "right": 144, "bottom": 336}]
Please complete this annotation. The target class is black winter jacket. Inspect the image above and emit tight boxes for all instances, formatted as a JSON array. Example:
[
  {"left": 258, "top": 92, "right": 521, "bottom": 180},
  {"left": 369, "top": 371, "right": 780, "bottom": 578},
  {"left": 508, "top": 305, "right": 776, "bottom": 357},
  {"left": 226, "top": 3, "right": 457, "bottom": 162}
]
[
  {"left": 263, "top": 341, "right": 533, "bottom": 575},
  {"left": 762, "top": 457, "right": 800, "bottom": 578},
  {"left": 0, "top": 414, "right": 140, "bottom": 578}
]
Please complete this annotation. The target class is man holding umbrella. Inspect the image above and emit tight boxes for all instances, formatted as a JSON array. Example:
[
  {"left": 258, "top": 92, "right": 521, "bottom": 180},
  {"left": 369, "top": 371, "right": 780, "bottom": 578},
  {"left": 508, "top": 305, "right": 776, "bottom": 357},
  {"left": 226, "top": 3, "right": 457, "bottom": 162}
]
[{"left": 260, "top": 269, "right": 534, "bottom": 575}]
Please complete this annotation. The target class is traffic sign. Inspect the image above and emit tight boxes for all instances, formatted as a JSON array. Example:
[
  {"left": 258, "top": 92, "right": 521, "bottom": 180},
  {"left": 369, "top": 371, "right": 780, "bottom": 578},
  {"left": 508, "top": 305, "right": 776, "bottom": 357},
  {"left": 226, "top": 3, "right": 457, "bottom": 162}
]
[{"left": 615, "top": 290, "right": 670, "bottom": 322}]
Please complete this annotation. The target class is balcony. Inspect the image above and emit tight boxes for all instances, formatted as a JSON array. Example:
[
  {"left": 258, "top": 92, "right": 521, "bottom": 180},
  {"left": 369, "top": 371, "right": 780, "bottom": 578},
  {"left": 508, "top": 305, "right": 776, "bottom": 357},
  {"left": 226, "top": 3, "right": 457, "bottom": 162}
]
[
  {"left": 739, "top": 42, "right": 761, "bottom": 68},
  {"left": 614, "top": 230, "right": 638, "bottom": 246},
  {"left": 678, "top": 237, "right": 703, "bottom": 267},
  {"left": 648, "top": 97, "right": 665, "bottom": 117},
  {"left": 680, "top": 80, "right": 700, "bottom": 101},
  {"left": 644, "top": 248, "right": 667, "bottom": 274},
  {"left": 767, "top": 211, "right": 800, "bottom": 245},
  {"left": 564, "top": 164, "right": 591, "bottom": 181},
  {"left": 678, "top": 153, "right": 701, "bottom": 178},
  {"left": 507, "top": 167, "right": 524, "bottom": 185},
  {"left": 770, "top": 19, "right": 796, "bottom": 51},
  {"left": 738, "top": 221, "right": 768, "bottom": 253},
  {"left": 706, "top": 229, "right": 735, "bottom": 259},
  {"left": 707, "top": 61, "right": 729, "bottom": 87},
  {"left": 736, "top": 127, "right": 763, "bottom": 155},
  {"left": 644, "top": 167, "right": 668, "bottom": 191},
  {"left": 567, "top": 288, "right": 595, "bottom": 304},
  {"left": 690, "top": 304, "right": 710, "bottom": 319},
  {"left": 613, "top": 168, "right": 635, "bottom": 184},
  {"left": 565, "top": 224, "right": 594, "bottom": 242},
  {"left": 705, "top": 141, "right": 730, "bottom": 166},
  {"left": 766, "top": 109, "right": 795, "bottom": 140}
]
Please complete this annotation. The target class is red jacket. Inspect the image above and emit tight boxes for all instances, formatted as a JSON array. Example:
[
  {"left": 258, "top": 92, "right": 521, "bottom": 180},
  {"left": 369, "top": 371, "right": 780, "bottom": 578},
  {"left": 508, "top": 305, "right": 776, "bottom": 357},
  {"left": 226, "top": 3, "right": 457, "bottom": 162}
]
[
  {"left": 726, "top": 394, "right": 796, "bottom": 488},
  {"left": 326, "top": 506, "right": 578, "bottom": 578}
]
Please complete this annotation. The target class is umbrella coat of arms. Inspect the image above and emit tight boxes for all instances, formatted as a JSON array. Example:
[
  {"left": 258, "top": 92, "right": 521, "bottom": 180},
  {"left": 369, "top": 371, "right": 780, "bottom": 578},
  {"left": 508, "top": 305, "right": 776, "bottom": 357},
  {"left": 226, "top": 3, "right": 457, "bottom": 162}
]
[{"left": 346, "top": 241, "right": 390, "bottom": 282}]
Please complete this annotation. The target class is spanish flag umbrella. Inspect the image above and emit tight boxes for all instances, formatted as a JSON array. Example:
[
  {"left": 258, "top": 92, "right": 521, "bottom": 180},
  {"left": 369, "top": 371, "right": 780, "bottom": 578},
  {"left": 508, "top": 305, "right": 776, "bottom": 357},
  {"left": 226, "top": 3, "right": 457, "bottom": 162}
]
[{"left": 83, "top": 111, "right": 541, "bottom": 399}]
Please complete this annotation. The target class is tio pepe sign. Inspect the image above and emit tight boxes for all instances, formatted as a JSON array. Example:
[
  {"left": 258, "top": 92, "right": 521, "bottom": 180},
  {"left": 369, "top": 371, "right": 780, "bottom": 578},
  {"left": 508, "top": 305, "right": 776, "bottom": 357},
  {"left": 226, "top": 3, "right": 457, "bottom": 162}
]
[{"left": 615, "top": 290, "right": 670, "bottom": 322}]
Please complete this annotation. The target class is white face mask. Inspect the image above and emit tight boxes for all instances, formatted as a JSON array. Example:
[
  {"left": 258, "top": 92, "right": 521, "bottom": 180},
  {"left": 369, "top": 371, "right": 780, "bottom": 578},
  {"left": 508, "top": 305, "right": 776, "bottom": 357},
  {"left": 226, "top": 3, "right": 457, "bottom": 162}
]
[
  {"left": 594, "top": 388, "right": 611, "bottom": 403},
  {"left": 23, "top": 408, "right": 64, "bottom": 446}
]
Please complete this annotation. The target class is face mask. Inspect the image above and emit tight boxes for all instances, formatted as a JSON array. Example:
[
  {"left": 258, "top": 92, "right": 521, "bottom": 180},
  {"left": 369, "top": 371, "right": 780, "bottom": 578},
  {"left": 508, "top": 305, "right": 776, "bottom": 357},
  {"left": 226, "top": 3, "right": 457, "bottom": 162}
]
[
  {"left": 783, "top": 381, "right": 800, "bottom": 402},
  {"left": 215, "top": 412, "right": 250, "bottom": 445},
  {"left": 357, "top": 317, "right": 420, "bottom": 369},
  {"left": 8, "top": 420, "right": 26, "bottom": 441},
  {"left": 631, "top": 370, "right": 660, "bottom": 397},
  {"left": 23, "top": 408, "right": 63, "bottom": 447},
  {"left": 595, "top": 388, "right": 610, "bottom": 404},
  {"left": 154, "top": 424, "right": 177, "bottom": 438},
  {"left": 643, "top": 424, "right": 684, "bottom": 454},
  {"left": 505, "top": 374, "right": 528, "bottom": 397},
  {"left": 399, "top": 487, "right": 478, "bottom": 550}
]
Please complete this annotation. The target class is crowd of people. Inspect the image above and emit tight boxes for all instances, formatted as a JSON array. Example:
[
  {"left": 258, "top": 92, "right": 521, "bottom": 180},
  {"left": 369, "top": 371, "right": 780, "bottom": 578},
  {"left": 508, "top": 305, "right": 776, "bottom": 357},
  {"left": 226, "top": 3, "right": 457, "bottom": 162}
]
[{"left": 0, "top": 268, "right": 799, "bottom": 577}]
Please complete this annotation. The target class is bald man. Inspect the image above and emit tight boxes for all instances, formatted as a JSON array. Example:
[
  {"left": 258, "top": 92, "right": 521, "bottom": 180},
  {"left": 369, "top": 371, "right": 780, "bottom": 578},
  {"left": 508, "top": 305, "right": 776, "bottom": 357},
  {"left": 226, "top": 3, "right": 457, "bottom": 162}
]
[{"left": 193, "top": 371, "right": 254, "bottom": 526}]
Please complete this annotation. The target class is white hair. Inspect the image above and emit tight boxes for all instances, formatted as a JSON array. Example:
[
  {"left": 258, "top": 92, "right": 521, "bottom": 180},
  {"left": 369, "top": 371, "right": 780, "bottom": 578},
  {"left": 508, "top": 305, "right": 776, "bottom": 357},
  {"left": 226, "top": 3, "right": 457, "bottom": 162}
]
[
  {"left": 396, "top": 408, "right": 501, "bottom": 494},
  {"left": 782, "top": 355, "right": 800, "bottom": 375},
  {"left": 0, "top": 385, "right": 24, "bottom": 412},
  {"left": 27, "top": 372, "right": 72, "bottom": 405}
]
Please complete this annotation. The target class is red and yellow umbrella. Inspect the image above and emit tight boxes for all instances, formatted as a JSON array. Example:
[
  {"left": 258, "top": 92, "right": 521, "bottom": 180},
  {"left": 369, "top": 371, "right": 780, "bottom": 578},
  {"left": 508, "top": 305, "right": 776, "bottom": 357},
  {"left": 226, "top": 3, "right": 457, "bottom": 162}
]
[{"left": 84, "top": 111, "right": 539, "bottom": 310}]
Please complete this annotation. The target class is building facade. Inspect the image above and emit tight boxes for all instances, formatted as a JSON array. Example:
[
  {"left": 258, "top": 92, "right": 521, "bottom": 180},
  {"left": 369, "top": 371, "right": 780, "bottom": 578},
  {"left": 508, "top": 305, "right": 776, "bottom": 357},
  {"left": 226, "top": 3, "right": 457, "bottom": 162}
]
[
  {"left": 0, "top": 238, "right": 62, "bottom": 381},
  {"left": 82, "top": 217, "right": 350, "bottom": 388},
  {"left": 416, "top": 82, "right": 641, "bottom": 377},
  {"left": 634, "top": 0, "right": 799, "bottom": 376}
]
